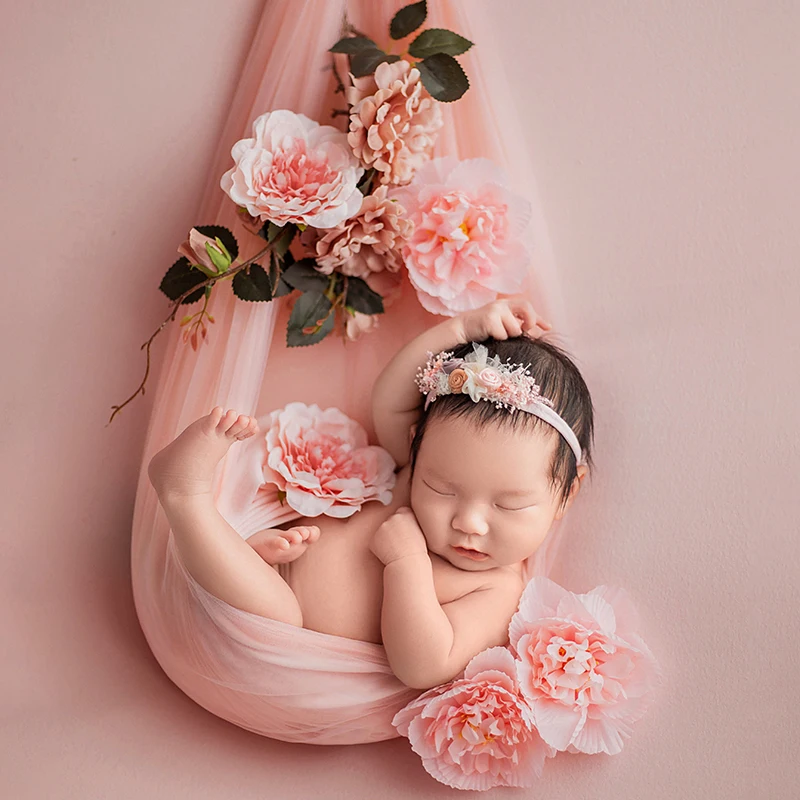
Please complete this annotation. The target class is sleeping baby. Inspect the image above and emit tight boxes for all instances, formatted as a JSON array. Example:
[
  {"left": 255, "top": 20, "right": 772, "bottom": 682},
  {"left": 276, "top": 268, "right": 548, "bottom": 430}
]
[{"left": 147, "top": 297, "right": 594, "bottom": 690}]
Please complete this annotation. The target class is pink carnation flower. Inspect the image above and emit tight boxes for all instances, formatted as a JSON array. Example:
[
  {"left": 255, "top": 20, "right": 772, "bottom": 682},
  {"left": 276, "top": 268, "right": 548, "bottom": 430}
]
[
  {"left": 262, "top": 402, "right": 395, "bottom": 518},
  {"left": 391, "top": 157, "right": 532, "bottom": 316},
  {"left": 393, "top": 648, "right": 555, "bottom": 791},
  {"left": 509, "top": 577, "right": 663, "bottom": 755},
  {"left": 220, "top": 110, "right": 364, "bottom": 229}
]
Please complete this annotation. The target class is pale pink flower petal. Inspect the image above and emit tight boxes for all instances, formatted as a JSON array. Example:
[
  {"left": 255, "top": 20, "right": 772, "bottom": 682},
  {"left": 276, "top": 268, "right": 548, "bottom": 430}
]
[
  {"left": 393, "top": 647, "right": 555, "bottom": 790},
  {"left": 391, "top": 157, "right": 532, "bottom": 316},
  {"left": 260, "top": 402, "right": 396, "bottom": 517},
  {"left": 509, "top": 577, "right": 663, "bottom": 756},
  {"left": 220, "top": 109, "right": 364, "bottom": 229}
]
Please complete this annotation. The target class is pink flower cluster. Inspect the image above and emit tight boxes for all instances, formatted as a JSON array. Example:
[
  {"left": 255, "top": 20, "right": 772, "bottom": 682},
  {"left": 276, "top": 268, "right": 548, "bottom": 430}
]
[
  {"left": 393, "top": 577, "right": 662, "bottom": 791},
  {"left": 261, "top": 402, "right": 396, "bottom": 518}
]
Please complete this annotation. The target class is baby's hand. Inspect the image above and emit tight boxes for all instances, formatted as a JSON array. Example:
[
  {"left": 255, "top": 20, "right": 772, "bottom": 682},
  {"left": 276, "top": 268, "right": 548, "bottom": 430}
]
[
  {"left": 370, "top": 507, "right": 429, "bottom": 566},
  {"left": 457, "top": 297, "right": 551, "bottom": 343}
]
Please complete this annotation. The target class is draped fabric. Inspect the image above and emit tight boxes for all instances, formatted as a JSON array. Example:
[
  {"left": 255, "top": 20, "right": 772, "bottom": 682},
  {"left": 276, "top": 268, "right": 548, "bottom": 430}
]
[{"left": 131, "top": 0, "right": 567, "bottom": 745}]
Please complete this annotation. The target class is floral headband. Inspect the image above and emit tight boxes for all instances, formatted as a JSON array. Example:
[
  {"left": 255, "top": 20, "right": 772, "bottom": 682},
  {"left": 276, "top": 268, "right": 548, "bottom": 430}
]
[{"left": 415, "top": 343, "right": 584, "bottom": 466}]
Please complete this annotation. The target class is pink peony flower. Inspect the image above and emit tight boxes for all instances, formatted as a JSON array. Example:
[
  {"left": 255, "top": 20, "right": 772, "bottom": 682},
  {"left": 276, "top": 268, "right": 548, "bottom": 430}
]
[
  {"left": 347, "top": 60, "right": 443, "bottom": 186},
  {"left": 509, "top": 577, "right": 663, "bottom": 755},
  {"left": 220, "top": 110, "right": 364, "bottom": 229},
  {"left": 391, "top": 156, "right": 532, "bottom": 316},
  {"left": 393, "top": 647, "right": 555, "bottom": 791},
  {"left": 262, "top": 402, "right": 396, "bottom": 518},
  {"left": 307, "top": 185, "right": 412, "bottom": 279}
]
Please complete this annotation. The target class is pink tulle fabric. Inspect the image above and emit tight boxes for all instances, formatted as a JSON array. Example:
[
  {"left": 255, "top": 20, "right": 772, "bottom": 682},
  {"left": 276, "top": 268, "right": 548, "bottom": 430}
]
[{"left": 131, "top": 0, "right": 566, "bottom": 746}]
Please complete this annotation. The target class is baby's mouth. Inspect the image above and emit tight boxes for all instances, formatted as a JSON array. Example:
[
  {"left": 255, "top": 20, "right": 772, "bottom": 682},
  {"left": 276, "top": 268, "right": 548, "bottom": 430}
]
[{"left": 452, "top": 545, "right": 489, "bottom": 561}]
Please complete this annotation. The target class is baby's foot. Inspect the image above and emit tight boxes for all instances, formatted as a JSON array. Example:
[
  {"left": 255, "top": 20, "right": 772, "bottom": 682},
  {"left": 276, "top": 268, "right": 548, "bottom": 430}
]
[
  {"left": 148, "top": 406, "right": 258, "bottom": 499},
  {"left": 248, "top": 525, "right": 321, "bottom": 566}
]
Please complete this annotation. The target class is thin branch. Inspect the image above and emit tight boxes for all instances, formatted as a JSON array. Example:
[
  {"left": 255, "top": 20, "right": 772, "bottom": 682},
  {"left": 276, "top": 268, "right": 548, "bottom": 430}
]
[{"left": 107, "top": 242, "right": 271, "bottom": 425}]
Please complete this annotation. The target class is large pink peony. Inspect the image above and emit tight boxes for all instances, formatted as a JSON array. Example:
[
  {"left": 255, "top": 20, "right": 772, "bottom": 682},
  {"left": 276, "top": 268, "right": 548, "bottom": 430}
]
[
  {"left": 220, "top": 110, "right": 364, "bottom": 229},
  {"left": 261, "top": 402, "right": 395, "bottom": 518},
  {"left": 509, "top": 577, "right": 663, "bottom": 755},
  {"left": 393, "top": 648, "right": 555, "bottom": 791},
  {"left": 391, "top": 156, "right": 532, "bottom": 316}
]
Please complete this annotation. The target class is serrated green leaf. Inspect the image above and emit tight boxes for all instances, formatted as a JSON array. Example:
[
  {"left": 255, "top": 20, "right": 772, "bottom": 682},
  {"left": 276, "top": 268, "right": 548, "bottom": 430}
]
[
  {"left": 350, "top": 49, "right": 401, "bottom": 78},
  {"left": 194, "top": 225, "right": 239, "bottom": 260},
  {"left": 417, "top": 52, "right": 470, "bottom": 102},
  {"left": 160, "top": 258, "right": 206, "bottom": 305},
  {"left": 390, "top": 1, "right": 427, "bottom": 39},
  {"left": 329, "top": 35, "right": 378, "bottom": 54},
  {"left": 272, "top": 223, "right": 296, "bottom": 258},
  {"left": 267, "top": 221, "right": 284, "bottom": 242},
  {"left": 287, "top": 292, "right": 334, "bottom": 347},
  {"left": 282, "top": 259, "right": 330, "bottom": 293},
  {"left": 345, "top": 277, "right": 384, "bottom": 315},
  {"left": 232, "top": 263, "right": 273, "bottom": 301},
  {"left": 408, "top": 28, "right": 473, "bottom": 58}
]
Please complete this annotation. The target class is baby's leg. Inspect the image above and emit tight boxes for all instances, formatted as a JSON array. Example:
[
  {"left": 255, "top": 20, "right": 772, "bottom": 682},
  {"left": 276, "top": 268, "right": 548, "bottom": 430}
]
[{"left": 148, "top": 407, "right": 303, "bottom": 627}]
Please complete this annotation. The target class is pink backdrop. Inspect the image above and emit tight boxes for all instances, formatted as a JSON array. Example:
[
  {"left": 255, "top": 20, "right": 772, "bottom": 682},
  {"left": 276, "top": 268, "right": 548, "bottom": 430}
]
[{"left": 2, "top": 0, "right": 797, "bottom": 798}]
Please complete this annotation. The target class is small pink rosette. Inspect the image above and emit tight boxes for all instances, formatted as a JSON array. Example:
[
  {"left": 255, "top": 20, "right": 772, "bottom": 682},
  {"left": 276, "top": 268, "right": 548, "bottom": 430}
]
[
  {"left": 261, "top": 402, "right": 396, "bottom": 518},
  {"left": 392, "top": 647, "right": 555, "bottom": 791},
  {"left": 509, "top": 576, "right": 663, "bottom": 755}
]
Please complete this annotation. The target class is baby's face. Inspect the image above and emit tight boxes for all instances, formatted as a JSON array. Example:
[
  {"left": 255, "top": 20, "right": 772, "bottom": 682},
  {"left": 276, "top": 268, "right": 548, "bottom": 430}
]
[{"left": 409, "top": 413, "right": 564, "bottom": 571}]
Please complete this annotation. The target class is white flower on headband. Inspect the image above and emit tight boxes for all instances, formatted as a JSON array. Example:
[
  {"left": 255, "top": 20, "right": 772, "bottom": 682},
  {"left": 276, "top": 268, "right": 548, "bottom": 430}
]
[{"left": 415, "top": 344, "right": 554, "bottom": 412}]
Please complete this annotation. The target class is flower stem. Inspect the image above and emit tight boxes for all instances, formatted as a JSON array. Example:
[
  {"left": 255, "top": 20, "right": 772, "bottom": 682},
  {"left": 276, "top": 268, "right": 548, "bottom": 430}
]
[{"left": 108, "top": 242, "right": 272, "bottom": 424}]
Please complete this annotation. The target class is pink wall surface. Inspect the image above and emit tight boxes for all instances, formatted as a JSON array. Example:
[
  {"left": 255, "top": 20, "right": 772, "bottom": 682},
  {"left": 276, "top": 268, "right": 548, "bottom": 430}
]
[{"left": 1, "top": 1, "right": 797, "bottom": 798}]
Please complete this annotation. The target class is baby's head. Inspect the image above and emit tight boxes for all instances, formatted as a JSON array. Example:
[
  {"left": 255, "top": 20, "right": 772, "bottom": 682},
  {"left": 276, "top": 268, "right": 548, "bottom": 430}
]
[{"left": 408, "top": 336, "right": 594, "bottom": 571}]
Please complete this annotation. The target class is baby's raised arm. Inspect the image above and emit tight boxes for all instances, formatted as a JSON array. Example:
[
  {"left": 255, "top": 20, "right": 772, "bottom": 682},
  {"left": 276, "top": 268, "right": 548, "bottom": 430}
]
[{"left": 372, "top": 298, "right": 550, "bottom": 466}]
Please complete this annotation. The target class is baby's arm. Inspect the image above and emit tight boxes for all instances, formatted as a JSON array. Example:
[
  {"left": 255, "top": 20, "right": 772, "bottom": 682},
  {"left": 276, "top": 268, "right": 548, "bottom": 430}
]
[
  {"left": 372, "top": 298, "right": 550, "bottom": 466},
  {"left": 371, "top": 509, "right": 524, "bottom": 690}
]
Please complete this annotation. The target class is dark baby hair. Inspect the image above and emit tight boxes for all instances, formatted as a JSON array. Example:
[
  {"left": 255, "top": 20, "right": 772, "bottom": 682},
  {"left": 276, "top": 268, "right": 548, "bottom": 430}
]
[{"left": 410, "top": 335, "right": 595, "bottom": 510}]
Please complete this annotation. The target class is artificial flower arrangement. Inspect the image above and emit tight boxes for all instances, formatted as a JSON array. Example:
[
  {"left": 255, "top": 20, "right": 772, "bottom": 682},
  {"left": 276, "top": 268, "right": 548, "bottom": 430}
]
[
  {"left": 251, "top": 401, "right": 663, "bottom": 791},
  {"left": 110, "top": 0, "right": 533, "bottom": 423}
]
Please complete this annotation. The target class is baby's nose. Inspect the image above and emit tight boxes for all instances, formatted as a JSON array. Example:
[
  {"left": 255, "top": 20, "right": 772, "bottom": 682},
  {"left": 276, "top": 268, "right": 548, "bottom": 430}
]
[{"left": 451, "top": 507, "right": 489, "bottom": 536}]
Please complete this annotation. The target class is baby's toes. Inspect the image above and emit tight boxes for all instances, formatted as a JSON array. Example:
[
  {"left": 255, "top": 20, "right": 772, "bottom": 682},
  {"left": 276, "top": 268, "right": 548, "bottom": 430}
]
[
  {"left": 306, "top": 526, "right": 321, "bottom": 543},
  {"left": 283, "top": 529, "right": 305, "bottom": 546},
  {"left": 215, "top": 408, "right": 239, "bottom": 434},
  {"left": 225, "top": 413, "right": 253, "bottom": 440}
]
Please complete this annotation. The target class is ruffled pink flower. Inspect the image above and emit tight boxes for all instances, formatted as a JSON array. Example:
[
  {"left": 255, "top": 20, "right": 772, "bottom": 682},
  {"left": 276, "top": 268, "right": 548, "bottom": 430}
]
[
  {"left": 347, "top": 60, "right": 443, "bottom": 186},
  {"left": 308, "top": 185, "right": 412, "bottom": 279},
  {"left": 220, "top": 110, "right": 364, "bottom": 229},
  {"left": 509, "top": 577, "right": 663, "bottom": 755},
  {"left": 391, "top": 157, "right": 532, "bottom": 316},
  {"left": 393, "top": 648, "right": 555, "bottom": 791},
  {"left": 262, "top": 402, "right": 395, "bottom": 518}
]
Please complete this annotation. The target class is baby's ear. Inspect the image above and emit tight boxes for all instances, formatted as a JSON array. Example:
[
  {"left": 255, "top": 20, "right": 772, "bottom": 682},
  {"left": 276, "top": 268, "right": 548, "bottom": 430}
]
[
  {"left": 408, "top": 423, "right": 418, "bottom": 447},
  {"left": 554, "top": 465, "right": 588, "bottom": 521}
]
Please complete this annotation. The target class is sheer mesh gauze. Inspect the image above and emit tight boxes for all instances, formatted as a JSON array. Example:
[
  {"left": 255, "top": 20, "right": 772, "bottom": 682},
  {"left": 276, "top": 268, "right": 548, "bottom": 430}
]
[{"left": 131, "top": 0, "right": 567, "bottom": 745}]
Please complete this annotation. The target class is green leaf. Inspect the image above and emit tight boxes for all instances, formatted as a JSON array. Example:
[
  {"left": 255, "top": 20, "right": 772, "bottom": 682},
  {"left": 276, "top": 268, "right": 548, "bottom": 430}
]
[
  {"left": 160, "top": 258, "right": 206, "bottom": 305},
  {"left": 417, "top": 53, "right": 470, "bottom": 102},
  {"left": 232, "top": 263, "right": 272, "bottom": 302},
  {"left": 287, "top": 292, "right": 335, "bottom": 347},
  {"left": 390, "top": 1, "right": 427, "bottom": 39},
  {"left": 345, "top": 277, "right": 384, "bottom": 315},
  {"left": 282, "top": 259, "right": 330, "bottom": 293},
  {"left": 408, "top": 28, "right": 473, "bottom": 58},
  {"left": 329, "top": 35, "right": 378, "bottom": 54},
  {"left": 350, "top": 49, "right": 401, "bottom": 78},
  {"left": 272, "top": 223, "right": 296, "bottom": 258},
  {"left": 267, "top": 221, "right": 284, "bottom": 242},
  {"left": 194, "top": 225, "right": 239, "bottom": 261}
]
